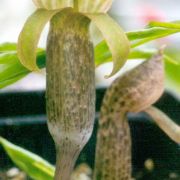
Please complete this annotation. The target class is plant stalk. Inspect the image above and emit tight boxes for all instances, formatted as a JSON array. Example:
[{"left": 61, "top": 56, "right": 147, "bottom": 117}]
[
  {"left": 46, "top": 10, "right": 95, "bottom": 180},
  {"left": 93, "top": 53, "right": 164, "bottom": 179}
]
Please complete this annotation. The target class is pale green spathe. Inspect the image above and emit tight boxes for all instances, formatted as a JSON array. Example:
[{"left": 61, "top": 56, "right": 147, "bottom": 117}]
[
  {"left": 18, "top": 1, "right": 130, "bottom": 77},
  {"left": 18, "top": 9, "right": 59, "bottom": 71},
  {"left": 78, "top": 0, "right": 113, "bottom": 13},
  {"left": 33, "top": 0, "right": 113, "bottom": 12},
  {"left": 86, "top": 13, "right": 130, "bottom": 77},
  {"left": 33, "top": 0, "right": 73, "bottom": 9}
]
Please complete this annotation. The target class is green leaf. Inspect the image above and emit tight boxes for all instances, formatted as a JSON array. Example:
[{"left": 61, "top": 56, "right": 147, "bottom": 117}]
[
  {"left": 2, "top": 48, "right": 156, "bottom": 89},
  {"left": 128, "top": 27, "right": 180, "bottom": 48},
  {"left": 127, "top": 27, "right": 179, "bottom": 41},
  {"left": 0, "top": 137, "right": 54, "bottom": 180},
  {"left": 0, "top": 46, "right": 178, "bottom": 89},
  {"left": 2, "top": 20, "right": 180, "bottom": 88},
  {"left": 165, "top": 50, "right": 180, "bottom": 93},
  {"left": 165, "top": 62, "right": 180, "bottom": 93},
  {"left": 95, "top": 47, "right": 179, "bottom": 67},
  {"left": 0, "top": 43, "right": 17, "bottom": 53},
  {"left": 95, "top": 41, "right": 111, "bottom": 66},
  {"left": 0, "top": 73, "right": 28, "bottom": 89},
  {"left": 128, "top": 49, "right": 157, "bottom": 60},
  {"left": 128, "top": 49, "right": 179, "bottom": 65},
  {"left": 86, "top": 13, "right": 130, "bottom": 77},
  {"left": 163, "top": 54, "right": 179, "bottom": 65},
  {"left": 0, "top": 51, "right": 45, "bottom": 89},
  {"left": 95, "top": 46, "right": 156, "bottom": 66},
  {"left": 18, "top": 8, "right": 60, "bottom": 71},
  {"left": 94, "top": 27, "right": 180, "bottom": 65},
  {"left": 0, "top": 52, "right": 29, "bottom": 88},
  {"left": 148, "top": 21, "right": 180, "bottom": 29}
]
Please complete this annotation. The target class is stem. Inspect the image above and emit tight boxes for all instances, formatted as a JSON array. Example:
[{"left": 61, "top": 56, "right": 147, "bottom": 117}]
[
  {"left": 46, "top": 10, "right": 95, "bottom": 180},
  {"left": 94, "top": 53, "right": 164, "bottom": 179},
  {"left": 94, "top": 113, "right": 132, "bottom": 180},
  {"left": 144, "top": 106, "right": 180, "bottom": 144},
  {"left": 55, "top": 147, "right": 78, "bottom": 180}
]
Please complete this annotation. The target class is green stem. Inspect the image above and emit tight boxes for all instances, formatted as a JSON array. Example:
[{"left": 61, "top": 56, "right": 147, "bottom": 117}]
[
  {"left": 46, "top": 10, "right": 95, "bottom": 180},
  {"left": 144, "top": 106, "right": 180, "bottom": 144}
]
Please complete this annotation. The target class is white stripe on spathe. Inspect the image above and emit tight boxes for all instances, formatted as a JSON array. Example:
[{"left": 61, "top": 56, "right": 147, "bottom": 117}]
[{"left": 78, "top": 0, "right": 113, "bottom": 13}]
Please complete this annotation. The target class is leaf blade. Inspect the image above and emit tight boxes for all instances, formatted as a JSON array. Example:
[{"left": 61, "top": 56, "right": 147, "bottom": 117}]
[
  {"left": 2, "top": 21, "right": 180, "bottom": 88},
  {"left": 148, "top": 21, "right": 180, "bottom": 29},
  {"left": 0, "top": 51, "right": 45, "bottom": 89},
  {"left": 0, "top": 43, "right": 17, "bottom": 53},
  {"left": 127, "top": 27, "right": 179, "bottom": 41},
  {"left": 0, "top": 137, "right": 54, "bottom": 180}
]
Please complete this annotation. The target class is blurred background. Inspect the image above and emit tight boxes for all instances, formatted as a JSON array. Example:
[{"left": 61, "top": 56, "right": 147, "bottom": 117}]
[{"left": 0, "top": 0, "right": 180, "bottom": 94}]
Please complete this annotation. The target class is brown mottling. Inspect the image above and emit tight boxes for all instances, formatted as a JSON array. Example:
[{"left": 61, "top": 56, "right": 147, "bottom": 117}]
[
  {"left": 94, "top": 53, "right": 164, "bottom": 180},
  {"left": 46, "top": 11, "right": 95, "bottom": 180}
]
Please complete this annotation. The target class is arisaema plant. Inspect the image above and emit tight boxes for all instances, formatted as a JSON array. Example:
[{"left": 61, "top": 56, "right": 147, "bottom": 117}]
[
  {"left": 17, "top": 0, "right": 130, "bottom": 179},
  {"left": 1, "top": 1, "right": 180, "bottom": 180}
]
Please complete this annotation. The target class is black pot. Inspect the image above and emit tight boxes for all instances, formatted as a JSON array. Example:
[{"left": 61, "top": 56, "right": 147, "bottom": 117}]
[{"left": 0, "top": 88, "right": 179, "bottom": 179}]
